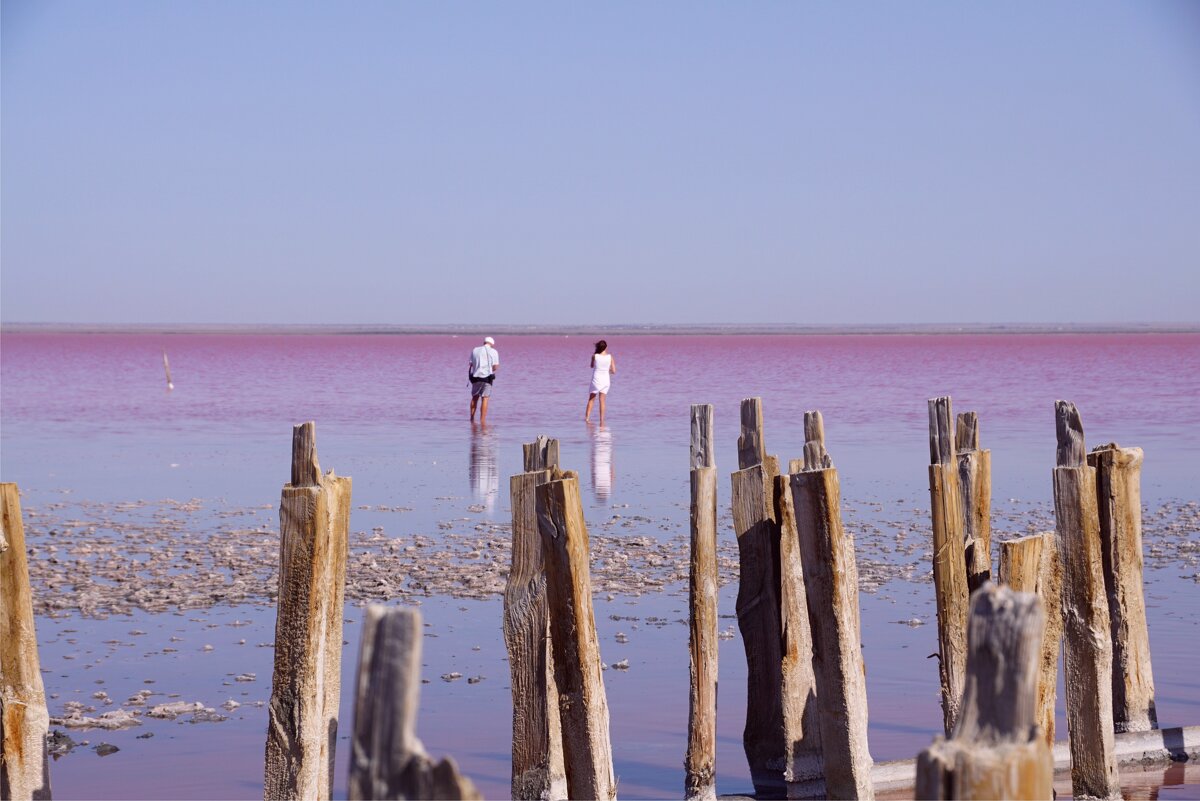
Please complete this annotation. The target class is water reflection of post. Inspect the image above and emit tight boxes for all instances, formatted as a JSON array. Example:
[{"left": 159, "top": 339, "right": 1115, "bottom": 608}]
[
  {"left": 589, "top": 424, "right": 615, "bottom": 502},
  {"left": 469, "top": 424, "right": 500, "bottom": 513}
]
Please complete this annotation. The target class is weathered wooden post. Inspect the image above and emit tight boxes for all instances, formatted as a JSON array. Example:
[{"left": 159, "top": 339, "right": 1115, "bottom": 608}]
[
  {"left": 1052, "top": 401, "right": 1121, "bottom": 800},
  {"left": 731, "top": 398, "right": 786, "bottom": 797},
  {"left": 790, "top": 414, "right": 873, "bottom": 801},
  {"left": 348, "top": 605, "right": 480, "bottom": 800},
  {"left": 536, "top": 469, "right": 616, "bottom": 801},
  {"left": 997, "top": 533, "right": 1062, "bottom": 750},
  {"left": 775, "top": 472, "right": 824, "bottom": 799},
  {"left": 686, "top": 406, "right": 719, "bottom": 801},
  {"left": 264, "top": 422, "right": 352, "bottom": 801},
  {"left": 505, "top": 439, "right": 567, "bottom": 800},
  {"left": 1089, "top": 442, "right": 1158, "bottom": 733},
  {"left": 915, "top": 584, "right": 1053, "bottom": 801},
  {"left": 927, "top": 397, "right": 969, "bottom": 737},
  {"left": 1, "top": 483, "right": 52, "bottom": 801},
  {"left": 955, "top": 412, "right": 992, "bottom": 594}
]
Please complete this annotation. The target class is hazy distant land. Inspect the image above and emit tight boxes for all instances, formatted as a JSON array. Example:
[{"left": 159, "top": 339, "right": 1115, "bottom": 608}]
[{"left": 3, "top": 322, "right": 1198, "bottom": 336}]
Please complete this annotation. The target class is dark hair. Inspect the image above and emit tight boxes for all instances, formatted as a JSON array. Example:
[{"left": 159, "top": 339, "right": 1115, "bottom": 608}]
[{"left": 594, "top": 340, "right": 607, "bottom": 354}]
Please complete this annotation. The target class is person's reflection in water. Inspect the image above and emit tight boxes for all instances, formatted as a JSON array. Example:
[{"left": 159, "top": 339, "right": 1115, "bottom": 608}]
[
  {"left": 589, "top": 423, "right": 615, "bottom": 503},
  {"left": 469, "top": 424, "right": 500, "bottom": 513}
]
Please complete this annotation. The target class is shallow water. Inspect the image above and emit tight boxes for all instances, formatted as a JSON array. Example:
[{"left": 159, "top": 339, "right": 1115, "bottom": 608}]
[{"left": 3, "top": 331, "right": 1199, "bottom": 799}]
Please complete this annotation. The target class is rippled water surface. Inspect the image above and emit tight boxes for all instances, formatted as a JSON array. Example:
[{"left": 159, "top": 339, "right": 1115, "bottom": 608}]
[{"left": 2, "top": 331, "right": 1198, "bottom": 799}]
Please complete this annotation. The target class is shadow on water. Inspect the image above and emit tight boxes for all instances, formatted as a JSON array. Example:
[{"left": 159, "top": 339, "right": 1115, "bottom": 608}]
[
  {"left": 468, "top": 424, "right": 499, "bottom": 513},
  {"left": 589, "top": 423, "right": 615, "bottom": 503}
]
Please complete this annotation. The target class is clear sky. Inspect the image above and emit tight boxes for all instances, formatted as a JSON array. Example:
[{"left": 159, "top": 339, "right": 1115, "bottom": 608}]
[{"left": 3, "top": 1, "right": 1198, "bottom": 325}]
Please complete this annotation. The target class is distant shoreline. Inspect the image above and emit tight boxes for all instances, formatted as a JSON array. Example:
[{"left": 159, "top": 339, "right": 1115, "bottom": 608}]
[{"left": 2, "top": 322, "right": 1198, "bottom": 336}]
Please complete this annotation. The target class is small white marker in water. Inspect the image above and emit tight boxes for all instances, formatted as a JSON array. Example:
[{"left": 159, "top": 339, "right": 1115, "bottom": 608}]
[{"left": 163, "top": 349, "right": 174, "bottom": 390}]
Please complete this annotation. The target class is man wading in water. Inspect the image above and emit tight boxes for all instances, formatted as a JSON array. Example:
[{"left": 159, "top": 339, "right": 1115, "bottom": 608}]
[{"left": 468, "top": 336, "right": 499, "bottom": 424}]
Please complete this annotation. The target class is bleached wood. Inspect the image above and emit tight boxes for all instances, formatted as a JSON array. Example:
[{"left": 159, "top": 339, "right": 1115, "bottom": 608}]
[
  {"left": 348, "top": 606, "right": 480, "bottom": 801},
  {"left": 791, "top": 448, "right": 873, "bottom": 801},
  {"left": 802, "top": 411, "right": 831, "bottom": 471},
  {"left": 536, "top": 474, "right": 615, "bottom": 801},
  {"left": 738, "top": 397, "right": 766, "bottom": 469},
  {"left": 955, "top": 412, "right": 992, "bottom": 595},
  {"left": 1053, "top": 402, "right": 1121, "bottom": 801},
  {"left": 928, "top": 396, "right": 955, "bottom": 466},
  {"left": 730, "top": 463, "right": 786, "bottom": 797},
  {"left": 1055, "top": 400, "right": 1086, "bottom": 468},
  {"left": 291, "top": 421, "right": 321, "bottom": 488},
  {"left": 775, "top": 476, "right": 824, "bottom": 796},
  {"left": 915, "top": 584, "right": 1053, "bottom": 801},
  {"left": 998, "top": 533, "right": 1063, "bottom": 750},
  {"left": 685, "top": 466, "right": 719, "bottom": 801},
  {"left": 265, "top": 425, "right": 352, "bottom": 801},
  {"left": 1, "top": 483, "right": 52, "bottom": 801},
  {"left": 927, "top": 398, "right": 968, "bottom": 737},
  {"left": 523, "top": 435, "right": 560, "bottom": 473},
  {"left": 690, "top": 404, "right": 716, "bottom": 470},
  {"left": 1088, "top": 443, "right": 1157, "bottom": 734},
  {"left": 505, "top": 466, "right": 566, "bottom": 801}
]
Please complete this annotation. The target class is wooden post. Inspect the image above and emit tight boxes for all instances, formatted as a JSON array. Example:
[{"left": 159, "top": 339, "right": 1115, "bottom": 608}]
[
  {"left": 505, "top": 439, "right": 567, "bottom": 801},
  {"left": 686, "top": 405, "right": 718, "bottom": 801},
  {"left": 955, "top": 412, "right": 992, "bottom": 595},
  {"left": 775, "top": 474, "right": 824, "bottom": 798},
  {"left": 264, "top": 422, "right": 352, "bottom": 801},
  {"left": 348, "top": 605, "right": 480, "bottom": 801},
  {"left": 997, "top": 533, "right": 1063, "bottom": 750},
  {"left": 731, "top": 462, "right": 786, "bottom": 797},
  {"left": 730, "top": 397, "right": 787, "bottom": 797},
  {"left": 1088, "top": 442, "right": 1157, "bottom": 733},
  {"left": 927, "top": 397, "right": 969, "bottom": 737},
  {"left": 536, "top": 471, "right": 616, "bottom": 801},
  {"left": 1, "top": 483, "right": 52, "bottom": 801},
  {"left": 1052, "top": 401, "right": 1121, "bottom": 800},
  {"left": 914, "top": 584, "right": 1053, "bottom": 801},
  {"left": 790, "top": 414, "right": 873, "bottom": 801},
  {"left": 524, "top": 435, "right": 560, "bottom": 473}
]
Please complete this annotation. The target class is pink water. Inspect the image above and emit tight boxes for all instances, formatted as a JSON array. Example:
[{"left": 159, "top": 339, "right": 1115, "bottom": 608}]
[{"left": 2, "top": 331, "right": 1199, "bottom": 799}]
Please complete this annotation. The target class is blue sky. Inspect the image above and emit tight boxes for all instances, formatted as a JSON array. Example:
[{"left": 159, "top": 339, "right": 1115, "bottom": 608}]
[{"left": 3, "top": 1, "right": 1198, "bottom": 325}]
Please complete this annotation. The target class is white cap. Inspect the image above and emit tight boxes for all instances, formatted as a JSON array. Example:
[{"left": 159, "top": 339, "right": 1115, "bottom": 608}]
[{"left": 484, "top": 336, "right": 495, "bottom": 345}]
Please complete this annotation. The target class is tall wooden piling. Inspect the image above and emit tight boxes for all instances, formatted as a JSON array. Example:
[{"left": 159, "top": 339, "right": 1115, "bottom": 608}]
[
  {"left": 790, "top": 415, "right": 873, "bottom": 801},
  {"left": 1052, "top": 401, "right": 1121, "bottom": 800},
  {"left": 1089, "top": 442, "right": 1157, "bottom": 733},
  {"left": 997, "top": 533, "right": 1062, "bottom": 750},
  {"left": 927, "top": 397, "right": 969, "bottom": 737},
  {"left": 264, "top": 422, "right": 352, "bottom": 801},
  {"left": 1, "top": 483, "right": 52, "bottom": 801},
  {"left": 505, "top": 438, "right": 566, "bottom": 801},
  {"left": 537, "top": 471, "right": 616, "bottom": 801},
  {"left": 686, "top": 405, "right": 719, "bottom": 801},
  {"left": 730, "top": 397, "right": 787, "bottom": 797},
  {"left": 955, "top": 412, "right": 992, "bottom": 594},
  {"left": 731, "top": 481, "right": 785, "bottom": 790},
  {"left": 348, "top": 605, "right": 480, "bottom": 801},
  {"left": 915, "top": 584, "right": 1053, "bottom": 801},
  {"left": 775, "top": 474, "right": 824, "bottom": 797}
]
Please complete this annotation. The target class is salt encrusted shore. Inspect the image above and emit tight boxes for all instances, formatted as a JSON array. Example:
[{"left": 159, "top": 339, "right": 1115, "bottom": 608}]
[{"left": 19, "top": 495, "right": 1199, "bottom": 619}]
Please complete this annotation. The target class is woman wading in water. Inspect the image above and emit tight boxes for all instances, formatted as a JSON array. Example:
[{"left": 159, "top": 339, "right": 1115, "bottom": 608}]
[{"left": 584, "top": 340, "right": 616, "bottom": 423}]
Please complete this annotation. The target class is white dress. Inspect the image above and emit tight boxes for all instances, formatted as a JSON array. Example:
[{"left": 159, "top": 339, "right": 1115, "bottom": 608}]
[{"left": 590, "top": 353, "right": 612, "bottom": 394}]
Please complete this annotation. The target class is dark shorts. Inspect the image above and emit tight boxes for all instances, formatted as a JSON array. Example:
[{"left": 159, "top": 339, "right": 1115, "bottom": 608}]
[{"left": 471, "top": 380, "right": 492, "bottom": 398}]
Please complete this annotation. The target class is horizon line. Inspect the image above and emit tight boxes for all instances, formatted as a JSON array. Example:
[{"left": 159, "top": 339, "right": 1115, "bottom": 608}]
[{"left": 2, "top": 321, "right": 1199, "bottom": 336}]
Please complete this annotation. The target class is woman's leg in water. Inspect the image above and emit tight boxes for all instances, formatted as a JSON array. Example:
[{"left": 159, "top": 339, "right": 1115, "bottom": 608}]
[
  {"left": 599, "top": 392, "right": 607, "bottom": 422},
  {"left": 585, "top": 392, "right": 597, "bottom": 421}
]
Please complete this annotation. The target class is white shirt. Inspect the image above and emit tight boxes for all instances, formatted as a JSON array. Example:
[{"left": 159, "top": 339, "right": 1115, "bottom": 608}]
[{"left": 470, "top": 345, "right": 499, "bottom": 378}]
